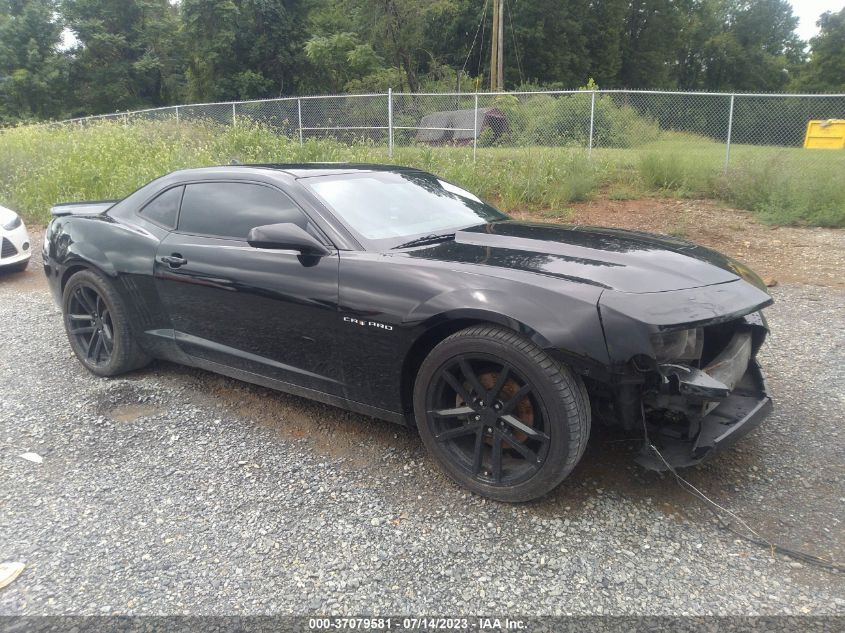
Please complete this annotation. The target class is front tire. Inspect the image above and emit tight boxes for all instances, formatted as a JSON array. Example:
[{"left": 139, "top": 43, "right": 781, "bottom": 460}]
[
  {"left": 62, "top": 269, "right": 151, "bottom": 376},
  {"left": 413, "top": 325, "right": 591, "bottom": 502}
]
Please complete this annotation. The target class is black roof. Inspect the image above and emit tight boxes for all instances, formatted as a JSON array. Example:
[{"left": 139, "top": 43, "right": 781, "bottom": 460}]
[
  {"left": 239, "top": 163, "right": 424, "bottom": 178},
  {"left": 162, "top": 163, "right": 427, "bottom": 185}
]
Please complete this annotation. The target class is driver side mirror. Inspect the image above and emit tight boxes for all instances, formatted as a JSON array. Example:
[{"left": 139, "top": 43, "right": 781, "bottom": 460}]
[{"left": 247, "top": 223, "right": 331, "bottom": 256}]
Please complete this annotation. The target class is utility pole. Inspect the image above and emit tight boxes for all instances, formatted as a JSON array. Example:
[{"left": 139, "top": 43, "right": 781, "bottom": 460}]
[{"left": 490, "top": 0, "right": 504, "bottom": 91}]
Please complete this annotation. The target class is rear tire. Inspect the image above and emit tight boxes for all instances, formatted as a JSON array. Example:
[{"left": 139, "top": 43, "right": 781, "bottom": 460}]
[
  {"left": 62, "top": 269, "right": 151, "bottom": 376},
  {"left": 413, "top": 325, "right": 590, "bottom": 502}
]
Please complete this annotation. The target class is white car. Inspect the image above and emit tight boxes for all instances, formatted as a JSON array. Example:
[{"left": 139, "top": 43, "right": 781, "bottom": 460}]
[{"left": 0, "top": 205, "right": 31, "bottom": 272}]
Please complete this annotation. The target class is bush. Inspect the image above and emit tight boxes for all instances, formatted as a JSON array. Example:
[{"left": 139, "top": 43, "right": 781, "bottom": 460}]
[
  {"left": 593, "top": 96, "right": 662, "bottom": 148},
  {"left": 638, "top": 153, "right": 688, "bottom": 189},
  {"left": 637, "top": 152, "right": 718, "bottom": 194},
  {"left": 493, "top": 92, "right": 661, "bottom": 148}
]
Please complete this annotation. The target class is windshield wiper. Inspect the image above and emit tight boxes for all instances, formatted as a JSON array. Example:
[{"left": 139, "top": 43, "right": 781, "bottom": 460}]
[{"left": 392, "top": 233, "right": 456, "bottom": 250}]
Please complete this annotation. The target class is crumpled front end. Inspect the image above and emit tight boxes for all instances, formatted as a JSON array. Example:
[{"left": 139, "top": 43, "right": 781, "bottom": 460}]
[
  {"left": 635, "top": 314, "right": 772, "bottom": 470},
  {"left": 597, "top": 280, "right": 774, "bottom": 470}
]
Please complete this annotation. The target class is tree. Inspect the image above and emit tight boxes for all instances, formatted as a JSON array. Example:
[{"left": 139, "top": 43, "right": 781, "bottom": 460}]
[
  {"left": 620, "top": 0, "right": 684, "bottom": 88},
  {"left": 305, "top": 0, "right": 444, "bottom": 93},
  {"left": 583, "top": 0, "right": 627, "bottom": 87},
  {"left": 364, "top": 0, "right": 430, "bottom": 92},
  {"left": 417, "top": 0, "right": 484, "bottom": 75},
  {"left": 679, "top": 0, "right": 804, "bottom": 91},
  {"left": 181, "top": 0, "right": 238, "bottom": 101},
  {"left": 62, "top": 0, "right": 184, "bottom": 114},
  {"left": 304, "top": 32, "right": 383, "bottom": 92},
  {"left": 794, "top": 8, "right": 845, "bottom": 92},
  {"left": 674, "top": 0, "right": 722, "bottom": 89},
  {"left": 502, "top": 0, "right": 590, "bottom": 88},
  {"left": 0, "top": 0, "right": 831, "bottom": 122},
  {"left": 0, "top": 0, "right": 67, "bottom": 122},
  {"left": 183, "top": 0, "right": 307, "bottom": 102}
]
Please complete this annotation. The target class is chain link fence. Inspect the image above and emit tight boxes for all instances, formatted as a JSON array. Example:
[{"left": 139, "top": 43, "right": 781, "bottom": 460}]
[{"left": 59, "top": 89, "right": 845, "bottom": 173}]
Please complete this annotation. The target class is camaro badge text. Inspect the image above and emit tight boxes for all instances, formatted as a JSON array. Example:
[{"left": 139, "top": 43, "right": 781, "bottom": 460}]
[{"left": 343, "top": 316, "right": 394, "bottom": 331}]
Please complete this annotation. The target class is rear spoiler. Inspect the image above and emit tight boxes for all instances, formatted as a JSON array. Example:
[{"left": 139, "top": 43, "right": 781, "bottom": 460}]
[{"left": 50, "top": 200, "right": 117, "bottom": 218}]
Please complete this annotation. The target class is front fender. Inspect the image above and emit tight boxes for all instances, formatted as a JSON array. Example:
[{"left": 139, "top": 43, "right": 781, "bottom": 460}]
[
  {"left": 338, "top": 251, "right": 611, "bottom": 411},
  {"left": 406, "top": 282, "right": 610, "bottom": 374},
  {"left": 407, "top": 290, "right": 554, "bottom": 348}
]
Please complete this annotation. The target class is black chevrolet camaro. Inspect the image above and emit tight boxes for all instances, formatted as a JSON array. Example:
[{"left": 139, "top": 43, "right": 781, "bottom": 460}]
[{"left": 43, "top": 164, "right": 774, "bottom": 501}]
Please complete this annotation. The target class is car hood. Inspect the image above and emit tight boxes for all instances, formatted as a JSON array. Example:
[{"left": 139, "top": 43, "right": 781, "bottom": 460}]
[
  {"left": 406, "top": 221, "right": 749, "bottom": 294},
  {"left": 0, "top": 205, "right": 18, "bottom": 227}
]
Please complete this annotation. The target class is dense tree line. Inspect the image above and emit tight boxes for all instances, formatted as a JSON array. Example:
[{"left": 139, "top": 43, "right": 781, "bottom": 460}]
[{"left": 1, "top": 0, "right": 843, "bottom": 123}]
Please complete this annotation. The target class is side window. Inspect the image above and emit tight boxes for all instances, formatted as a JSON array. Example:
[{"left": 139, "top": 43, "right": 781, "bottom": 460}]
[
  {"left": 139, "top": 186, "right": 183, "bottom": 228},
  {"left": 178, "top": 182, "right": 309, "bottom": 239}
]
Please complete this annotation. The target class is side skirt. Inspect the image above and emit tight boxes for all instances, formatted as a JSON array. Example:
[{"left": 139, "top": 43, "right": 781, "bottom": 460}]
[{"left": 187, "top": 354, "right": 409, "bottom": 427}]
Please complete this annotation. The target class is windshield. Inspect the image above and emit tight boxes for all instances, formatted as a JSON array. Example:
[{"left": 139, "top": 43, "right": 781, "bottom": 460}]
[{"left": 303, "top": 171, "right": 508, "bottom": 248}]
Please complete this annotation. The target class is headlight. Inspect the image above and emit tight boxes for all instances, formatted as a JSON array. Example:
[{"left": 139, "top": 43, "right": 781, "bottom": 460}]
[
  {"left": 651, "top": 327, "right": 703, "bottom": 361},
  {"left": 3, "top": 214, "right": 22, "bottom": 231}
]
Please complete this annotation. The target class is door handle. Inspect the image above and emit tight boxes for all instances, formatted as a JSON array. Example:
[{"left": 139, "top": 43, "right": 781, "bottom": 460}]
[{"left": 159, "top": 254, "right": 187, "bottom": 268}]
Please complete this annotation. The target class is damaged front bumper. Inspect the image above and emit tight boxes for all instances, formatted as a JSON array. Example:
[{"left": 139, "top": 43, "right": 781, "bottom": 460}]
[{"left": 635, "top": 329, "right": 773, "bottom": 471}]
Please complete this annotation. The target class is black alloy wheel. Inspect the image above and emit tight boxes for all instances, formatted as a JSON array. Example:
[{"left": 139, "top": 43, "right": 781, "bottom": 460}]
[
  {"left": 62, "top": 269, "right": 151, "bottom": 376},
  {"left": 67, "top": 283, "right": 114, "bottom": 367},
  {"left": 427, "top": 355, "right": 550, "bottom": 486},
  {"left": 414, "top": 325, "right": 590, "bottom": 502}
]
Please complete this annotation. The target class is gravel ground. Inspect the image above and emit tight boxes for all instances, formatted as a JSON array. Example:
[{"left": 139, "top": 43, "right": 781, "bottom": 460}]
[{"left": 0, "top": 246, "right": 843, "bottom": 616}]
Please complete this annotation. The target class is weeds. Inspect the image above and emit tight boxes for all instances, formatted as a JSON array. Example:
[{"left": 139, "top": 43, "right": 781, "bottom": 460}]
[
  {"left": 0, "top": 119, "right": 843, "bottom": 227},
  {"left": 718, "top": 156, "right": 845, "bottom": 227}
]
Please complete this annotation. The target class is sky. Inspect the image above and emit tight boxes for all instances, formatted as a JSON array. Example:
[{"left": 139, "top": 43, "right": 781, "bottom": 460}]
[{"left": 790, "top": 0, "right": 845, "bottom": 41}]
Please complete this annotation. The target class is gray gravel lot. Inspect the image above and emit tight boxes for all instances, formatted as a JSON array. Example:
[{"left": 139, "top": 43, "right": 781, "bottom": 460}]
[{"left": 0, "top": 248, "right": 843, "bottom": 616}]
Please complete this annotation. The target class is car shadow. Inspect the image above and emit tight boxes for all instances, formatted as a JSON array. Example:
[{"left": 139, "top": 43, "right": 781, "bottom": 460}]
[{"left": 124, "top": 358, "right": 765, "bottom": 522}]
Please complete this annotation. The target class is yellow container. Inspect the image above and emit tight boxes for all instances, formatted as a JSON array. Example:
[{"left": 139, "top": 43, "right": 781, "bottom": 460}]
[{"left": 804, "top": 119, "right": 845, "bottom": 149}]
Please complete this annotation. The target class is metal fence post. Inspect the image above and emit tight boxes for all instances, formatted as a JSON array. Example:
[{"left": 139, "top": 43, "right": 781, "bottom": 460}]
[
  {"left": 174, "top": 105, "right": 180, "bottom": 124},
  {"left": 724, "top": 94, "right": 735, "bottom": 173},
  {"left": 473, "top": 94, "right": 479, "bottom": 162},
  {"left": 297, "top": 98, "right": 303, "bottom": 146},
  {"left": 232, "top": 103, "right": 237, "bottom": 127},
  {"left": 588, "top": 90, "right": 596, "bottom": 159},
  {"left": 388, "top": 88, "right": 394, "bottom": 159}
]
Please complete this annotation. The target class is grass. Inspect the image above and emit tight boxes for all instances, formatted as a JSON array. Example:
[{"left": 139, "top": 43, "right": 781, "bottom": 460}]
[
  {"left": 599, "top": 135, "right": 845, "bottom": 226},
  {"left": 1, "top": 119, "right": 843, "bottom": 227}
]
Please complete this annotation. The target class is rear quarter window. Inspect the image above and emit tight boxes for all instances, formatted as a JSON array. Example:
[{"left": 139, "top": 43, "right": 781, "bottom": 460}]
[{"left": 139, "top": 186, "right": 183, "bottom": 229}]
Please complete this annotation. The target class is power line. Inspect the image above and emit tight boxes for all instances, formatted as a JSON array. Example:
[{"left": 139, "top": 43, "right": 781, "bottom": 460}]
[
  {"left": 639, "top": 405, "right": 842, "bottom": 574},
  {"left": 461, "top": 0, "right": 490, "bottom": 88},
  {"left": 505, "top": 0, "right": 524, "bottom": 85},
  {"left": 648, "top": 443, "right": 843, "bottom": 573}
]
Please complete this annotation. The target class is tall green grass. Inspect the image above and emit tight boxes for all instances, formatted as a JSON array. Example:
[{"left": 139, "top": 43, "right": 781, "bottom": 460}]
[
  {"left": 606, "top": 134, "right": 845, "bottom": 227},
  {"left": 0, "top": 120, "right": 605, "bottom": 224},
  {"left": 718, "top": 155, "right": 845, "bottom": 227},
  {"left": 1, "top": 119, "right": 843, "bottom": 227}
]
